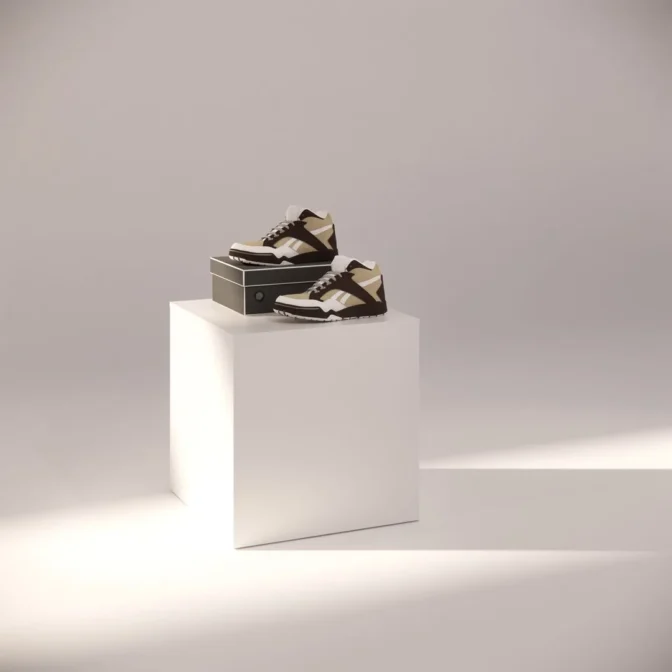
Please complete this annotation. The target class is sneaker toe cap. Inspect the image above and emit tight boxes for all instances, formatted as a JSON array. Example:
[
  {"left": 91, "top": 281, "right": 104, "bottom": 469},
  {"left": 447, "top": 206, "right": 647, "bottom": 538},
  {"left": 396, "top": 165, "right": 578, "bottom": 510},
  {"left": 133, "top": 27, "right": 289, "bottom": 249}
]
[
  {"left": 230, "top": 240, "right": 266, "bottom": 252},
  {"left": 275, "top": 294, "right": 320, "bottom": 308}
]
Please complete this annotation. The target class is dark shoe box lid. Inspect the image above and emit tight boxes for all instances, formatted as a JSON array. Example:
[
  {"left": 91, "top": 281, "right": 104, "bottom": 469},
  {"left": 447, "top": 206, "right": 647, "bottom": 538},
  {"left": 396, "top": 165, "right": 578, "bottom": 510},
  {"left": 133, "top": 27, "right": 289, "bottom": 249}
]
[
  {"left": 210, "top": 256, "right": 331, "bottom": 287},
  {"left": 210, "top": 256, "right": 332, "bottom": 315}
]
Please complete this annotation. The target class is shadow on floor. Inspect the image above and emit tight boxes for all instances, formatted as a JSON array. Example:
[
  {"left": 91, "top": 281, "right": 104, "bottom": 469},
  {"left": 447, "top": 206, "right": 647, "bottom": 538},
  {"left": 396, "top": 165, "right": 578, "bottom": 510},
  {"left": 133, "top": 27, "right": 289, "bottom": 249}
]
[
  {"left": 264, "top": 468, "right": 672, "bottom": 551},
  {"left": 16, "top": 553, "right": 672, "bottom": 672}
]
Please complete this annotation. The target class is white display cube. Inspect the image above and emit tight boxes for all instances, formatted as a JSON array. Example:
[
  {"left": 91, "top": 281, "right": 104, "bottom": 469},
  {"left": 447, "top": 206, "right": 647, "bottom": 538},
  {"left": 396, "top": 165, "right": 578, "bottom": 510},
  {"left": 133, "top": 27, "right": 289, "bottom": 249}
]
[{"left": 170, "top": 299, "right": 419, "bottom": 548}]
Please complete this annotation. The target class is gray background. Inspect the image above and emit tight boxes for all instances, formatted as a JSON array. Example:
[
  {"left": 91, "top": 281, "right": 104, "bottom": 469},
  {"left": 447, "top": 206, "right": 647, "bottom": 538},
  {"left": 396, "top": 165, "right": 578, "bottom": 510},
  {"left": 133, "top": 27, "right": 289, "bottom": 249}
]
[
  {"left": 2, "top": 3, "right": 672, "bottom": 672},
  {"left": 1, "top": 0, "right": 671, "bottom": 514}
]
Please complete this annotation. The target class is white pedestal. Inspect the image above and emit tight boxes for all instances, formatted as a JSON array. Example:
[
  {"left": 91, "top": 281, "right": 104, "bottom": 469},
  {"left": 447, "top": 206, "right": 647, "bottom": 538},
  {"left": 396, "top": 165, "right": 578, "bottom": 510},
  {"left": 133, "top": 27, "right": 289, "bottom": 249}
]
[{"left": 170, "top": 299, "right": 419, "bottom": 548}]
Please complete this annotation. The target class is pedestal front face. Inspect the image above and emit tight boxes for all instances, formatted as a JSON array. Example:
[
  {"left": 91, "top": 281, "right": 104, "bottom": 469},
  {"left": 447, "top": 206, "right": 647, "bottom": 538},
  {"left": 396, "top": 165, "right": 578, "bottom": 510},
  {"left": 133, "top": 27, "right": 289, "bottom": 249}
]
[{"left": 170, "top": 300, "right": 419, "bottom": 548}]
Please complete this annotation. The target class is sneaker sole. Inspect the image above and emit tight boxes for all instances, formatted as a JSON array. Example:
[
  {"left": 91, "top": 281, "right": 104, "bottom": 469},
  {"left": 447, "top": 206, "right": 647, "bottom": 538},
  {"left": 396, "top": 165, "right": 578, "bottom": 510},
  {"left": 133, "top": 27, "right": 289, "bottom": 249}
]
[
  {"left": 229, "top": 256, "right": 293, "bottom": 266},
  {"left": 273, "top": 302, "right": 388, "bottom": 322},
  {"left": 274, "top": 309, "right": 387, "bottom": 322},
  {"left": 229, "top": 250, "right": 337, "bottom": 266}
]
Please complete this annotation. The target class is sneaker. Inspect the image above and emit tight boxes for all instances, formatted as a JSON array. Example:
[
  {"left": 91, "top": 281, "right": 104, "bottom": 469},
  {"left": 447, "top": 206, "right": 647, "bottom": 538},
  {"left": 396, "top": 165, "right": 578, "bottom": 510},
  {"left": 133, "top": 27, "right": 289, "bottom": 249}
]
[
  {"left": 274, "top": 255, "right": 387, "bottom": 321},
  {"left": 229, "top": 205, "right": 338, "bottom": 266}
]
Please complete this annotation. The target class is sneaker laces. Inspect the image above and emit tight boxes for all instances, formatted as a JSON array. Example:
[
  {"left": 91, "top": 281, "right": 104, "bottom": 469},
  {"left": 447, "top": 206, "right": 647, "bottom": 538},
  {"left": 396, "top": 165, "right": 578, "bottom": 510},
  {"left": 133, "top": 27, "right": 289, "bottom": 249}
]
[
  {"left": 308, "top": 270, "right": 342, "bottom": 292},
  {"left": 262, "top": 220, "right": 294, "bottom": 241}
]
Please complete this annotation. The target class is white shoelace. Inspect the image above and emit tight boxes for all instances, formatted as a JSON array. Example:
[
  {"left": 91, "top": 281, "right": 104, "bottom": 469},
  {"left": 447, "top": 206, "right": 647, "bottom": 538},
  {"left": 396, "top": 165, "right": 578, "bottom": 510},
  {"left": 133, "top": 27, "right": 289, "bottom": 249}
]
[
  {"left": 262, "top": 220, "right": 294, "bottom": 241},
  {"left": 309, "top": 271, "right": 342, "bottom": 292}
]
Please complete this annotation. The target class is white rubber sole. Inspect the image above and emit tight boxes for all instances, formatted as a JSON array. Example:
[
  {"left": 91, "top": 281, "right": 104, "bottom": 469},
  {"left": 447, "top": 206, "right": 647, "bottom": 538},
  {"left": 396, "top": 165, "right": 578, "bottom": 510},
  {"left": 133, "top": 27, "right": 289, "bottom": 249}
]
[
  {"left": 273, "top": 309, "right": 386, "bottom": 323},
  {"left": 229, "top": 256, "right": 293, "bottom": 267}
]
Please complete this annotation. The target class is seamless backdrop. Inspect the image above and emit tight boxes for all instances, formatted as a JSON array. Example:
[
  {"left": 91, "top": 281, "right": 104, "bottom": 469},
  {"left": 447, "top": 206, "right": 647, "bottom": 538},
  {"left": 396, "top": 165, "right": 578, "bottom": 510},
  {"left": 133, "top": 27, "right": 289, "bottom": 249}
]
[{"left": 1, "top": 0, "right": 671, "bottom": 514}]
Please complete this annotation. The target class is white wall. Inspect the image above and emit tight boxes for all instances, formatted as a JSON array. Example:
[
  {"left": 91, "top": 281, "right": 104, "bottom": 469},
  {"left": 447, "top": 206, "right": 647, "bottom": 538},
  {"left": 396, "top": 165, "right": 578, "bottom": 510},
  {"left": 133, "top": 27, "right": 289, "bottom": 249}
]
[
  {"left": 0, "top": 0, "right": 671, "bottom": 492},
  {"left": 1, "top": 0, "right": 671, "bottom": 386}
]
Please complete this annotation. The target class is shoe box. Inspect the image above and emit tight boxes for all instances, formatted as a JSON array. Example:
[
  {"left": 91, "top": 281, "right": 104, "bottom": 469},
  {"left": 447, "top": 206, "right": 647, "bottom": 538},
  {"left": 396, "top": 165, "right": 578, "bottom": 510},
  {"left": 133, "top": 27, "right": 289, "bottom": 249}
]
[{"left": 210, "top": 256, "right": 332, "bottom": 315}]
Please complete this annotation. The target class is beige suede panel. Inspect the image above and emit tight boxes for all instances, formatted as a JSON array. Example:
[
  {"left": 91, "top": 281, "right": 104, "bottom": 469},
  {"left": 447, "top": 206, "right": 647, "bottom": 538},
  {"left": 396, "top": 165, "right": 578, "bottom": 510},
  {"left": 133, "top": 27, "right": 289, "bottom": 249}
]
[
  {"left": 304, "top": 214, "right": 335, "bottom": 249},
  {"left": 342, "top": 293, "right": 365, "bottom": 307},
  {"left": 273, "top": 235, "right": 317, "bottom": 252},
  {"left": 274, "top": 215, "right": 329, "bottom": 251},
  {"left": 292, "top": 240, "right": 317, "bottom": 253},
  {"left": 349, "top": 265, "right": 384, "bottom": 302},
  {"left": 280, "top": 291, "right": 311, "bottom": 301},
  {"left": 363, "top": 277, "right": 382, "bottom": 298},
  {"left": 304, "top": 213, "right": 332, "bottom": 231},
  {"left": 271, "top": 235, "right": 306, "bottom": 250},
  {"left": 321, "top": 289, "right": 341, "bottom": 301},
  {"left": 350, "top": 264, "right": 380, "bottom": 283},
  {"left": 273, "top": 236, "right": 291, "bottom": 248}
]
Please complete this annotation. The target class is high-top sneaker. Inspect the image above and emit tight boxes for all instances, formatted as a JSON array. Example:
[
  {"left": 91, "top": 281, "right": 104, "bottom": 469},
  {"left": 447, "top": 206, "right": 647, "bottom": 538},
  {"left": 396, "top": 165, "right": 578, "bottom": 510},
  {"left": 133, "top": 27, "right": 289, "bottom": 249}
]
[
  {"left": 274, "top": 255, "right": 387, "bottom": 321},
  {"left": 229, "top": 205, "right": 338, "bottom": 266}
]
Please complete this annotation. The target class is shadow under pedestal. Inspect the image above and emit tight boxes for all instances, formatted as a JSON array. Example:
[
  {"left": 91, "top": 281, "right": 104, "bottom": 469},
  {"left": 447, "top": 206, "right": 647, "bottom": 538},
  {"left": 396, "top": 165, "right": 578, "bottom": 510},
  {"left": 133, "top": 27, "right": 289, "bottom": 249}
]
[{"left": 265, "top": 468, "right": 672, "bottom": 551}]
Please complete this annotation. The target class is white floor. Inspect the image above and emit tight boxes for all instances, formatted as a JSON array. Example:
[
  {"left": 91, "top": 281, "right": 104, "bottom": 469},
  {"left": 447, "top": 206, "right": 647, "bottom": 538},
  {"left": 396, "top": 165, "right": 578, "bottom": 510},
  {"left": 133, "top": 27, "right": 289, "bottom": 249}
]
[
  {"left": 1, "top": 481, "right": 671, "bottom": 671},
  {"left": 1, "top": 334, "right": 672, "bottom": 671}
]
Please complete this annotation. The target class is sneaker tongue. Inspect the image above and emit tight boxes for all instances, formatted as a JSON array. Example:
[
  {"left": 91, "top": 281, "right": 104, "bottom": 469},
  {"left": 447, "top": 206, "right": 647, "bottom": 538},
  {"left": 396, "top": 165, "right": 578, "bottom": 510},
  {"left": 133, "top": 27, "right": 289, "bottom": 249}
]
[
  {"left": 331, "top": 255, "right": 356, "bottom": 273},
  {"left": 285, "top": 205, "right": 317, "bottom": 222}
]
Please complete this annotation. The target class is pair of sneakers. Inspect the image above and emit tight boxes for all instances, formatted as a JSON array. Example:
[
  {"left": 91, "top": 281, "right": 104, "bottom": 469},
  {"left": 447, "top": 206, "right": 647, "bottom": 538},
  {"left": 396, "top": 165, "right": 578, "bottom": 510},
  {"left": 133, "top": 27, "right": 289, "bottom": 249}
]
[{"left": 229, "top": 206, "right": 387, "bottom": 322}]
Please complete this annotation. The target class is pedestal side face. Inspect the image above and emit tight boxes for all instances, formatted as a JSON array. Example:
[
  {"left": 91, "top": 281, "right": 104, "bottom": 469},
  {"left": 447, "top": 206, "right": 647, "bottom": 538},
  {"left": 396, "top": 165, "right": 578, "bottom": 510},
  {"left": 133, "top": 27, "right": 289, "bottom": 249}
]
[
  {"left": 170, "top": 305, "right": 235, "bottom": 542},
  {"left": 233, "top": 316, "right": 419, "bottom": 547}
]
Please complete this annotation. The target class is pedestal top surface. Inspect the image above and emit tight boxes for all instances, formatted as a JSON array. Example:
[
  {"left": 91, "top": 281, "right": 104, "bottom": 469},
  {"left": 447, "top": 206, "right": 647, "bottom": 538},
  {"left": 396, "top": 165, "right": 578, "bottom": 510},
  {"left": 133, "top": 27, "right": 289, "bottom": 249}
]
[{"left": 171, "top": 299, "right": 417, "bottom": 335}]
